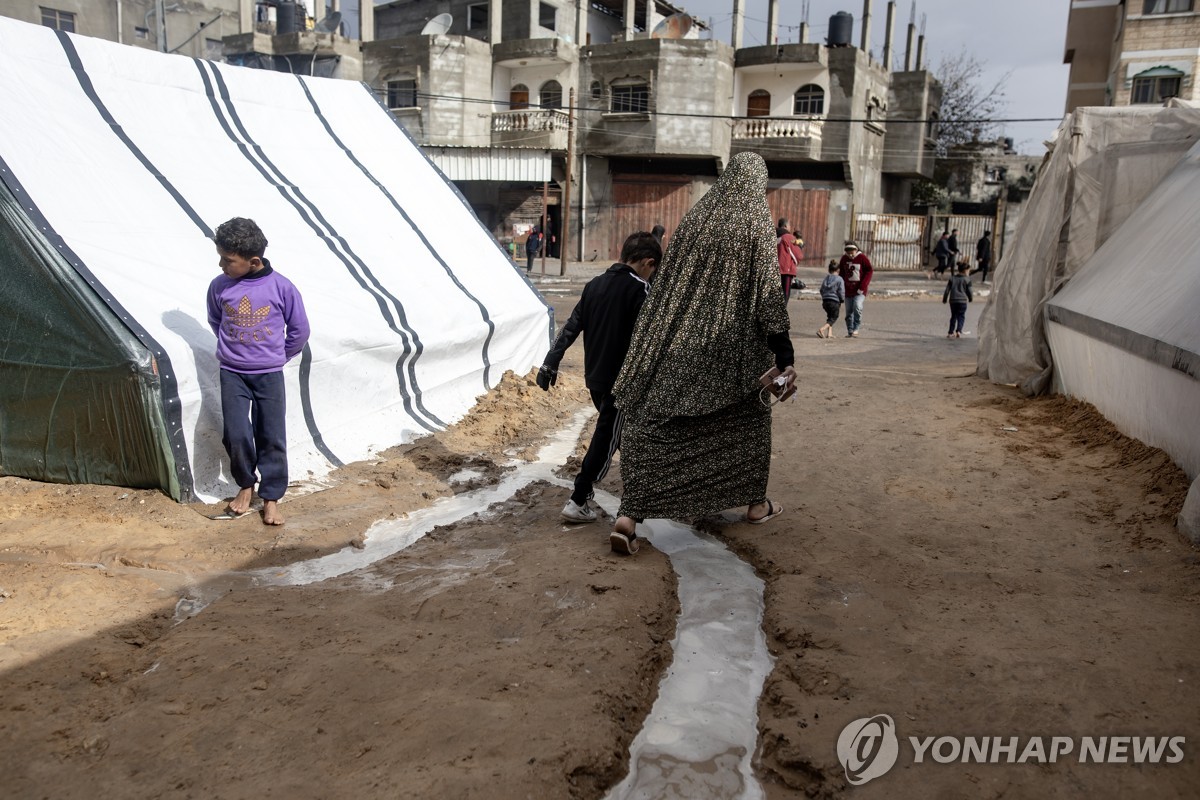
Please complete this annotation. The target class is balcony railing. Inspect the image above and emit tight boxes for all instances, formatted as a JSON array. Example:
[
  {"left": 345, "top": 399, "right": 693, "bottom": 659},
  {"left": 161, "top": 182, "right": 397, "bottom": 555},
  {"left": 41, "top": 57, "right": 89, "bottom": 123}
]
[
  {"left": 492, "top": 108, "right": 570, "bottom": 133},
  {"left": 732, "top": 117, "right": 824, "bottom": 140}
]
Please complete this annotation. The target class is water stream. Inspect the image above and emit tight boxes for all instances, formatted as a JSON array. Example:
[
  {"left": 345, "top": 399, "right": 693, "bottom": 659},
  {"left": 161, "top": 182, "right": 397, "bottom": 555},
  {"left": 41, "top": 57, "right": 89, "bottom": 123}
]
[{"left": 175, "top": 409, "right": 774, "bottom": 798}]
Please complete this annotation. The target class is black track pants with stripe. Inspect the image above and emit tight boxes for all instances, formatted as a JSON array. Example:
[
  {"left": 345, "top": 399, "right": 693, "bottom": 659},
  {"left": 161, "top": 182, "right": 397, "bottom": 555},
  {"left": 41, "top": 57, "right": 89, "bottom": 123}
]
[{"left": 571, "top": 389, "right": 623, "bottom": 506}]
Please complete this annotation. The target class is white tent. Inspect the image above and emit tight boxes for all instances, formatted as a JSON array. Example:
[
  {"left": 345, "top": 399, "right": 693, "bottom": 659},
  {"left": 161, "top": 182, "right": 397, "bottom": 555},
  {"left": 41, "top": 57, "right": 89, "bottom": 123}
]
[
  {"left": 977, "top": 105, "right": 1200, "bottom": 540},
  {"left": 0, "top": 17, "right": 551, "bottom": 502}
]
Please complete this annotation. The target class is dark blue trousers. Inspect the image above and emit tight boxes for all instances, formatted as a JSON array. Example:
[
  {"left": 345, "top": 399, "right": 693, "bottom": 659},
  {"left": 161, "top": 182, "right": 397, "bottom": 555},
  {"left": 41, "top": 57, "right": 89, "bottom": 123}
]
[
  {"left": 220, "top": 369, "right": 288, "bottom": 501},
  {"left": 948, "top": 302, "right": 968, "bottom": 334}
]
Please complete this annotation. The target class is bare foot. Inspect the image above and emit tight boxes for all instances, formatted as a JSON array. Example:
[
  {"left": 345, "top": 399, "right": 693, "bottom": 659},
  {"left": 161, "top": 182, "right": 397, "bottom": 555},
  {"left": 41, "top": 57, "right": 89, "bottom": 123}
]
[
  {"left": 228, "top": 487, "right": 254, "bottom": 515},
  {"left": 262, "top": 499, "right": 285, "bottom": 526},
  {"left": 747, "top": 499, "right": 783, "bottom": 523},
  {"left": 613, "top": 515, "right": 636, "bottom": 536}
]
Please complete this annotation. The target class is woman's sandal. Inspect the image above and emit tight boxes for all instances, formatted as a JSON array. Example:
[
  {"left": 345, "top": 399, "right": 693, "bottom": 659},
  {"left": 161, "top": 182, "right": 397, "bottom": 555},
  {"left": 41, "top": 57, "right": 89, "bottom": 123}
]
[
  {"left": 610, "top": 520, "right": 640, "bottom": 555},
  {"left": 748, "top": 499, "right": 784, "bottom": 524}
]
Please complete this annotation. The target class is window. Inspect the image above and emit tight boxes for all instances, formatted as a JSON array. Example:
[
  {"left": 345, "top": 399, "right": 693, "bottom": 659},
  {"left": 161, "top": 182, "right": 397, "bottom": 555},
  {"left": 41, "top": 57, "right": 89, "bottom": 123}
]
[
  {"left": 387, "top": 79, "right": 418, "bottom": 109},
  {"left": 747, "top": 89, "right": 771, "bottom": 117},
  {"left": 1131, "top": 72, "right": 1182, "bottom": 103},
  {"left": 40, "top": 7, "right": 75, "bottom": 32},
  {"left": 539, "top": 2, "right": 556, "bottom": 31},
  {"left": 793, "top": 84, "right": 824, "bottom": 115},
  {"left": 611, "top": 82, "right": 650, "bottom": 113},
  {"left": 135, "top": 26, "right": 149, "bottom": 39},
  {"left": 467, "top": 3, "right": 488, "bottom": 31},
  {"left": 590, "top": 81, "right": 603, "bottom": 101},
  {"left": 1142, "top": 0, "right": 1192, "bottom": 13},
  {"left": 540, "top": 80, "right": 563, "bottom": 109},
  {"left": 926, "top": 111, "right": 939, "bottom": 140},
  {"left": 510, "top": 84, "right": 530, "bottom": 110}
]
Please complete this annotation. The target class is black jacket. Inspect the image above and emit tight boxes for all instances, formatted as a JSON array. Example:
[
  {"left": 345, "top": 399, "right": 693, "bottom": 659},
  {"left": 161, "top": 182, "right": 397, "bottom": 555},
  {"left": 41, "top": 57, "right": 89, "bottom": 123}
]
[{"left": 543, "top": 263, "right": 650, "bottom": 393}]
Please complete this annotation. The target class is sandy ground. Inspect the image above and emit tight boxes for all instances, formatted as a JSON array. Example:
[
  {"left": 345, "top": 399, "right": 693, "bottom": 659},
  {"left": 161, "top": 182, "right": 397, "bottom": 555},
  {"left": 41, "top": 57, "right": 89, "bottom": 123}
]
[{"left": 1, "top": 287, "right": 1197, "bottom": 799}]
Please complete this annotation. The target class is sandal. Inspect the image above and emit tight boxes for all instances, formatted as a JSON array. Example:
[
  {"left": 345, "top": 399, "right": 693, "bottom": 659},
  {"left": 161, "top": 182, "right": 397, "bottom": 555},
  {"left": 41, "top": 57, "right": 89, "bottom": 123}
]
[
  {"left": 747, "top": 499, "right": 783, "bottom": 524},
  {"left": 610, "top": 528, "right": 640, "bottom": 555}
]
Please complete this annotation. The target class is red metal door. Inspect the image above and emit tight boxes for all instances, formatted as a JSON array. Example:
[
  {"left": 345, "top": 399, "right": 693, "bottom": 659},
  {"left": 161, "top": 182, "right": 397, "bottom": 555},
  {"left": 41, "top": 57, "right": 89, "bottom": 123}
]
[
  {"left": 767, "top": 187, "right": 830, "bottom": 268},
  {"left": 610, "top": 175, "right": 692, "bottom": 261}
]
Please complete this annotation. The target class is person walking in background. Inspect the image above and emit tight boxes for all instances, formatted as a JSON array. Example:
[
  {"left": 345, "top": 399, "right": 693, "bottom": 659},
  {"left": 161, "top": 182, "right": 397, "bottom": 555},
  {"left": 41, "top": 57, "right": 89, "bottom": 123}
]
[
  {"left": 524, "top": 225, "right": 543, "bottom": 272},
  {"left": 837, "top": 241, "right": 873, "bottom": 337},
  {"left": 947, "top": 228, "right": 960, "bottom": 268},
  {"left": 817, "top": 259, "right": 845, "bottom": 339},
  {"left": 931, "top": 231, "right": 952, "bottom": 278},
  {"left": 972, "top": 230, "right": 992, "bottom": 283},
  {"left": 943, "top": 262, "right": 974, "bottom": 338},
  {"left": 776, "top": 218, "right": 803, "bottom": 301},
  {"left": 608, "top": 152, "right": 796, "bottom": 556},
  {"left": 536, "top": 231, "right": 661, "bottom": 523},
  {"left": 207, "top": 217, "right": 310, "bottom": 526}
]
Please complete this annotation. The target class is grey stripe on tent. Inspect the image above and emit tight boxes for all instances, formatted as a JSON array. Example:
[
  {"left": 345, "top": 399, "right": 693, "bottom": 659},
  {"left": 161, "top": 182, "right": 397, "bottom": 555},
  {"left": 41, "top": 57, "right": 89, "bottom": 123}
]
[
  {"left": 194, "top": 58, "right": 445, "bottom": 432},
  {"left": 295, "top": 75, "right": 498, "bottom": 390},
  {"left": 360, "top": 82, "right": 556, "bottom": 347},
  {"left": 1047, "top": 304, "right": 1199, "bottom": 380},
  {"left": 53, "top": 31, "right": 343, "bottom": 479}
]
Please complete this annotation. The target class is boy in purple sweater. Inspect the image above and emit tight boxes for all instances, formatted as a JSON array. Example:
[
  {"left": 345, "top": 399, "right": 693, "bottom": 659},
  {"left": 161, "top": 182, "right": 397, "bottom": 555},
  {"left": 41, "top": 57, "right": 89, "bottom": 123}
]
[{"left": 207, "top": 218, "right": 310, "bottom": 525}]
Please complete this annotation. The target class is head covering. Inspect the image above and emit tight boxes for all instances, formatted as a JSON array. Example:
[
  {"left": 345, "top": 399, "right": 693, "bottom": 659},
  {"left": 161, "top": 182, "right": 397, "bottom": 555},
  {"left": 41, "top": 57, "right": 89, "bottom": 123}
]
[
  {"left": 613, "top": 151, "right": 790, "bottom": 420},
  {"left": 844, "top": 241, "right": 858, "bottom": 251}
]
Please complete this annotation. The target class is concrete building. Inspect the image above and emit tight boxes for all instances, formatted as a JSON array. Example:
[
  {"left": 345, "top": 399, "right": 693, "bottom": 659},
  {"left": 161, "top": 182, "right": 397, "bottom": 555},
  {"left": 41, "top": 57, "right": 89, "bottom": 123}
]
[
  {"left": 1064, "top": 0, "right": 1200, "bottom": 111},
  {"left": 365, "top": 0, "right": 941, "bottom": 264}
]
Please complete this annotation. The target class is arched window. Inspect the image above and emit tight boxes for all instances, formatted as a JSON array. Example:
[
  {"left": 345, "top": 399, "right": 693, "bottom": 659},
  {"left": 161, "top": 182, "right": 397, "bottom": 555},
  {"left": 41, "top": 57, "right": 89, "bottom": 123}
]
[
  {"left": 793, "top": 84, "right": 824, "bottom": 115},
  {"left": 1131, "top": 67, "right": 1184, "bottom": 103},
  {"left": 590, "top": 80, "right": 602, "bottom": 101},
  {"left": 510, "top": 84, "right": 529, "bottom": 110},
  {"left": 540, "top": 80, "right": 563, "bottom": 109},
  {"left": 747, "top": 89, "right": 771, "bottom": 117}
]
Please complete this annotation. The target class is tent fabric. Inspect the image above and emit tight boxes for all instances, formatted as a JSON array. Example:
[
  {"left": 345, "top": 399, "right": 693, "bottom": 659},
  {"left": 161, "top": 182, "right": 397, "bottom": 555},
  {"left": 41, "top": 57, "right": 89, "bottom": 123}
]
[
  {"left": 1045, "top": 138, "right": 1200, "bottom": 478},
  {"left": 976, "top": 105, "right": 1200, "bottom": 394},
  {"left": 0, "top": 17, "right": 551, "bottom": 502}
]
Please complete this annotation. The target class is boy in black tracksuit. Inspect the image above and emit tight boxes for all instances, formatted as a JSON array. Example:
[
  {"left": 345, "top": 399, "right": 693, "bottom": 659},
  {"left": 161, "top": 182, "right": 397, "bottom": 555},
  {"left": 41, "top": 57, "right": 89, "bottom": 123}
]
[{"left": 536, "top": 231, "right": 661, "bottom": 522}]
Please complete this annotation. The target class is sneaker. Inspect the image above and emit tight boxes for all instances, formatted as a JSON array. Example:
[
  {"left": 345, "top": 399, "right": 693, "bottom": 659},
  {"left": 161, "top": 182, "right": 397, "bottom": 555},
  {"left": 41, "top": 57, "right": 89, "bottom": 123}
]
[{"left": 561, "top": 499, "right": 597, "bottom": 523}]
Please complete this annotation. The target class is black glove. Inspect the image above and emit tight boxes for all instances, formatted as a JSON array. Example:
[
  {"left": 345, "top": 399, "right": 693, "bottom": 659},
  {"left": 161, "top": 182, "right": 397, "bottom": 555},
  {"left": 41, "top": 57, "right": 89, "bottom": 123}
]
[{"left": 536, "top": 365, "right": 557, "bottom": 391}]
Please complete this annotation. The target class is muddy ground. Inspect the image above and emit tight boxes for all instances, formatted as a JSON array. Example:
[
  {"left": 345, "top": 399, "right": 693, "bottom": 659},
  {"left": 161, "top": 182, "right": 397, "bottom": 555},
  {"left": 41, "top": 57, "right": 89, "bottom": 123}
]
[{"left": 1, "top": 288, "right": 1197, "bottom": 799}]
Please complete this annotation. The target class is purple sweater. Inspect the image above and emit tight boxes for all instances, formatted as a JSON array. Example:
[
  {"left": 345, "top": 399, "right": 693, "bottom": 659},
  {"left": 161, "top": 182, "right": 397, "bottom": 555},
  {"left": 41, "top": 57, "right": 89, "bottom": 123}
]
[{"left": 207, "top": 262, "right": 310, "bottom": 374}]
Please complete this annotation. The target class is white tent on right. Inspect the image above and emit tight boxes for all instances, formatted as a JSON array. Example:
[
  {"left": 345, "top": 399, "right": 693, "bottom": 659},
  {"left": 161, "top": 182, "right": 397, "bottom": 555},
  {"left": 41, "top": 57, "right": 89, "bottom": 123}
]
[{"left": 977, "top": 105, "right": 1200, "bottom": 541}]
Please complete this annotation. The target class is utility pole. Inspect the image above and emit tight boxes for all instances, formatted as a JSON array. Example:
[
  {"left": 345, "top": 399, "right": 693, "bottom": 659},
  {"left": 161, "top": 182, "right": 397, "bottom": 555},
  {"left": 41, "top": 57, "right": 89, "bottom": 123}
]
[
  {"left": 560, "top": 88, "right": 574, "bottom": 277},
  {"left": 541, "top": 180, "right": 548, "bottom": 274},
  {"left": 156, "top": 0, "right": 167, "bottom": 52}
]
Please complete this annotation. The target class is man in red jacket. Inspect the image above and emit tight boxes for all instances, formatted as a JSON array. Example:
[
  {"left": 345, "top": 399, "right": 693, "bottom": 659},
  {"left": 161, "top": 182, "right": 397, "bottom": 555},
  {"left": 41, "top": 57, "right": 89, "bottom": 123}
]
[{"left": 837, "top": 241, "right": 873, "bottom": 337}]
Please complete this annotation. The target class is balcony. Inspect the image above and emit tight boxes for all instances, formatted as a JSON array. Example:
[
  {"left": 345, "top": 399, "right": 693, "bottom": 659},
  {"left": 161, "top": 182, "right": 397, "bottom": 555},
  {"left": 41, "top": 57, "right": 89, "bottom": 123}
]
[
  {"left": 731, "top": 117, "right": 824, "bottom": 160},
  {"left": 491, "top": 108, "right": 570, "bottom": 150}
]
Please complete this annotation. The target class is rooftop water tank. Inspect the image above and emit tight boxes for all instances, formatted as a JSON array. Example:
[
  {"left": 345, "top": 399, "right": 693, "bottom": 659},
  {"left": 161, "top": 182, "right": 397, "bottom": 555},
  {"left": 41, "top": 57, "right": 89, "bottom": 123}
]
[
  {"left": 276, "top": 1, "right": 300, "bottom": 34},
  {"left": 828, "top": 11, "right": 853, "bottom": 47}
]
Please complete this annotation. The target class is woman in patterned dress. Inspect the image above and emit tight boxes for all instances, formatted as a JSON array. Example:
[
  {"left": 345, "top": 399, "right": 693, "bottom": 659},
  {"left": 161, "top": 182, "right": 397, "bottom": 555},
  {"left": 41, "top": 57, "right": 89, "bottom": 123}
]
[{"left": 608, "top": 151, "right": 797, "bottom": 555}]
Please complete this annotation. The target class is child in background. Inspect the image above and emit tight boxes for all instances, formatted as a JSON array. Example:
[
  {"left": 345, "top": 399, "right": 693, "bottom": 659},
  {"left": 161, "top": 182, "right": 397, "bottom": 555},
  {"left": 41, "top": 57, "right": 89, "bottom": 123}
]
[
  {"left": 817, "top": 259, "right": 845, "bottom": 339},
  {"left": 942, "top": 262, "right": 974, "bottom": 339},
  {"left": 207, "top": 217, "right": 310, "bottom": 525}
]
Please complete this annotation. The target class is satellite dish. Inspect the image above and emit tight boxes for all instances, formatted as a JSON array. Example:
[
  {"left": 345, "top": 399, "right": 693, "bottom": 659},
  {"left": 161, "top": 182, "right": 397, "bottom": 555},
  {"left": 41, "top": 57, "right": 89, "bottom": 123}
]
[
  {"left": 421, "top": 13, "right": 453, "bottom": 35},
  {"left": 651, "top": 13, "right": 693, "bottom": 40},
  {"left": 314, "top": 10, "right": 341, "bottom": 34}
]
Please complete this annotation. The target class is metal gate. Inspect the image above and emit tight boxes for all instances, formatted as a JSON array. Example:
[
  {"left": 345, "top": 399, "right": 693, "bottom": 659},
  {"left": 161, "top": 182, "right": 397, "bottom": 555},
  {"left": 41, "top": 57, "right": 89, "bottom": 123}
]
[
  {"left": 852, "top": 213, "right": 929, "bottom": 270},
  {"left": 609, "top": 175, "right": 693, "bottom": 260},
  {"left": 767, "top": 187, "right": 830, "bottom": 268},
  {"left": 929, "top": 214, "right": 999, "bottom": 267}
]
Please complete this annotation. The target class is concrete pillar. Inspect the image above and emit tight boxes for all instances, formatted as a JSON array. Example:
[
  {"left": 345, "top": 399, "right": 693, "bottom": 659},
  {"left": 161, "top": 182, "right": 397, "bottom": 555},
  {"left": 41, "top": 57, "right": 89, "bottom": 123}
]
[
  {"left": 766, "top": 0, "right": 779, "bottom": 45},
  {"left": 646, "top": 1, "right": 660, "bottom": 37},
  {"left": 732, "top": 0, "right": 745, "bottom": 50},
  {"left": 882, "top": 1, "right": 895, "bottom": 70},
  {"left": 575, "top": 0, "right": 586, "bottom": 45},
  {"left": 916, "top": 33, "right": 925, "bottom": 70},
  {"left": 314, "top": 0, "right": 324, "bottom": 27},
  {"left": 359, "top": 0, "right": 373, "bottom": 42},
  {"left": 490, "top": 0, "right": 502, "bottom": 44},
  {"left": 624, "top": 0, "right": 635, "bottom": 40},
  {"left": 860, "top": 0, "right": 872, "bottom": 55},
  {"left": 799, "top": 21, "right": 808, "bottom": 44},
  {"left": 905, "top": 23, "right": 915, "bottom": 71},
  {"left": 239, "top": 0, "right": 253, "bottom": 33}
]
